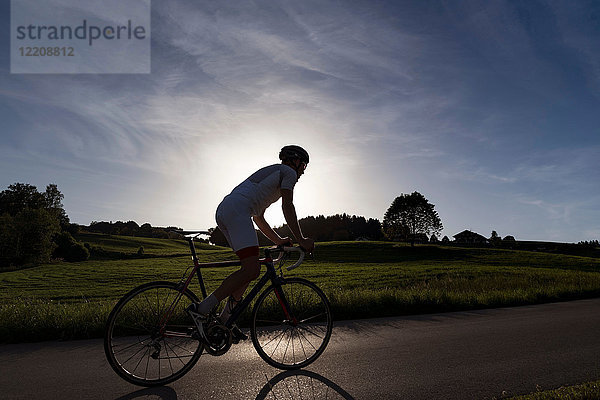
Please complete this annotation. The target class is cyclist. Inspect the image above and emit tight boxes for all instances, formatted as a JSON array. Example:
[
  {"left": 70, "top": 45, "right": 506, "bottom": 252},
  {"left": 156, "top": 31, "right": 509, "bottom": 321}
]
[{"left": 192, "top": 145, "right": 315, "bottom": 340}]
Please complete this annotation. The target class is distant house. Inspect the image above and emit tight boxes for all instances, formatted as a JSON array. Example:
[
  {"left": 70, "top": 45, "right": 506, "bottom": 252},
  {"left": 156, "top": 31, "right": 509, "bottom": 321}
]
[{"left": 453, "top": 230, "right": 488, "bottom": 245}]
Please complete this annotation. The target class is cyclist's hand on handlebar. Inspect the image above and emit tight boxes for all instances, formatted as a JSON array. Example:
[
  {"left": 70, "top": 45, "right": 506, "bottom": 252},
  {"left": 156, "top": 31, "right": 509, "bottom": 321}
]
[
  {"left": 299, "top": 237, "right": 314, "bottom": 254},
  {"left": 275, "top": 237, "right": 294, "bottom": 247}
]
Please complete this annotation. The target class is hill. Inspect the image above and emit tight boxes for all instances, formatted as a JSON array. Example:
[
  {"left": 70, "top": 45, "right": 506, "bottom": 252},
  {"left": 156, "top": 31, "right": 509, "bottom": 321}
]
[{"left": 74, "top": 231, "right": 222, "bottom": 258}]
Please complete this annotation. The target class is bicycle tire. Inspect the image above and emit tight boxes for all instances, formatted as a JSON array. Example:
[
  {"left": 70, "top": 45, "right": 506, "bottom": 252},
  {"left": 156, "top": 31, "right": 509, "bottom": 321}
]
[
  {"left": 104, "top": 281, "right": 203, "bottom": 386},
  {"left": 251, "top": 278, "right": 332, "bottom": 369}
]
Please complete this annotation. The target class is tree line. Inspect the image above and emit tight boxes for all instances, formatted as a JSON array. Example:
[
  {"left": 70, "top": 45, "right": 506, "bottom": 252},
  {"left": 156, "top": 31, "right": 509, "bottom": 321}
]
[
  {"left": 3, "top": 181, "right": 597, "bottom": 268},
  {"left": 83, "top": 191, "right": 441, "bottom": 247},
  {"left": 86, "top": 220, "right": 181, "bottom": 239},
  {"left": 0, "top": 183, "right": 446, "bottom": 266}
]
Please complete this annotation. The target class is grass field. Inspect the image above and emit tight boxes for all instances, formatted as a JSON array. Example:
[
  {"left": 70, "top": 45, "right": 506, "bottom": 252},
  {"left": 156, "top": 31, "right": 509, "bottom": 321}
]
[
  {"left": 1, "top": 235, "right": 600, "bottom": 343},
  {"left": 508, "top": 380, "right": 600, "bottom": 399}
]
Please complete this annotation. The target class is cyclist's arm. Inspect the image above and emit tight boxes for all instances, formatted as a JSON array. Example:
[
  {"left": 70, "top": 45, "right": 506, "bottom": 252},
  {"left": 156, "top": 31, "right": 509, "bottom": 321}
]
[
  {"left": 252, "top": 214, "right": 289, "bottom": 245},
  {"left": 281, "top": 189, "right": 314, "bottom": 252}
]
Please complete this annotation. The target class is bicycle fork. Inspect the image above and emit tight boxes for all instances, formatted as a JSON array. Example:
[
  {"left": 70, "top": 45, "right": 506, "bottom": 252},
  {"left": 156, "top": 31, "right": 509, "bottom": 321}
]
[{"left": 273, "top": 285, "right": 298, "bottom": 326}]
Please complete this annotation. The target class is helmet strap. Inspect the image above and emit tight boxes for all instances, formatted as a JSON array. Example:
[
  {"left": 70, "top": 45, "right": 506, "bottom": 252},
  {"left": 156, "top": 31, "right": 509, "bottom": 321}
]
[{"left": 283, "top": 158, "right": 302, "bottom": 174}]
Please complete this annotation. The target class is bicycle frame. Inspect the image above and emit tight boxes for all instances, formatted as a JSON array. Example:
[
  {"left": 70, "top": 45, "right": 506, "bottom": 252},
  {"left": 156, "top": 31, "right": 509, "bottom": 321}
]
[{"left": 161, "top": 236, "right": 296, "bottom": 335}]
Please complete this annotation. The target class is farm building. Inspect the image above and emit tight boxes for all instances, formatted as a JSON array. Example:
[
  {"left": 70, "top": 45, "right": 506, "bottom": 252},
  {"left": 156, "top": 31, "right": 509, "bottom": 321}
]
[{"left": 453, "top": 230, "right": 488, "bottom": 244}]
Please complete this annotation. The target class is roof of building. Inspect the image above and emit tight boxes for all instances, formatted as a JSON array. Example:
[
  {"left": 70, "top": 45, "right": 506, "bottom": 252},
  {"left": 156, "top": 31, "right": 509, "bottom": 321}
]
[{"left": 453, "top": 230, "right": 488, "bottom": 240}]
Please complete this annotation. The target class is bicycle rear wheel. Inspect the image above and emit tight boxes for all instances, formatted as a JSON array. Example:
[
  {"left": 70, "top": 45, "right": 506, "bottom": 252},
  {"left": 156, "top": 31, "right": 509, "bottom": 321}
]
[
  {"left": 104, "top": 281, "right": 203, "bottom": 386},
  {"left": 251, "top": 278, "right": 332, "bottom": 369}
]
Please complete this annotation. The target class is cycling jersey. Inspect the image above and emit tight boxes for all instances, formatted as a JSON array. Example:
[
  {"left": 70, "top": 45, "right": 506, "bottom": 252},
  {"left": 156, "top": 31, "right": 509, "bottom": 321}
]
[{"left": 215, "top": 164, "right": 298, "bottom": 251}]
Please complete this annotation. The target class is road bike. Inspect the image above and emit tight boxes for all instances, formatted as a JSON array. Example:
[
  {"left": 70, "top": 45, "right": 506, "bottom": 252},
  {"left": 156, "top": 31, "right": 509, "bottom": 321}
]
[{"left": 104, "top": 230, "right": 332, "bottom": 387}]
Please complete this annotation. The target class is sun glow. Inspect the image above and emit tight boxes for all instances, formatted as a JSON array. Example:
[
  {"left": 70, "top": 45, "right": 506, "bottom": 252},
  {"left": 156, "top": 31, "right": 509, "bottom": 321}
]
[{"left": 177, "top": 121, "right": 382, "bottom": 231}]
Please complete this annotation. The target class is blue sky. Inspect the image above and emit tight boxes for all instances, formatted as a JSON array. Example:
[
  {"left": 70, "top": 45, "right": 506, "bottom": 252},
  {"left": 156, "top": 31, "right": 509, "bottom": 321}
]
[{"left": 1, "top": 0, "right": 599, "bottom": 242}]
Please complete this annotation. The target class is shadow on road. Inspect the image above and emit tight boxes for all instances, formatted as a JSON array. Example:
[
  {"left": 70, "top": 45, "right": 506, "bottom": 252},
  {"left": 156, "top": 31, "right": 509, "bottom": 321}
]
[
  {"left": 255, "top": 369, "right": 355, "bottom": 400},
  {"left": 113, "top": 370, "right": 353, "bottom": 400},
  {"left": 114, "top": 386, "right": 177, "bottom": 400}
]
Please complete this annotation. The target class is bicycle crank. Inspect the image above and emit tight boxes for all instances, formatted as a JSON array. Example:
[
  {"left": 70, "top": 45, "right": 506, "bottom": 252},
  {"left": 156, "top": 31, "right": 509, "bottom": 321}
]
[{"left": 205, "top": 323, "right": 232, "bottom": 356}]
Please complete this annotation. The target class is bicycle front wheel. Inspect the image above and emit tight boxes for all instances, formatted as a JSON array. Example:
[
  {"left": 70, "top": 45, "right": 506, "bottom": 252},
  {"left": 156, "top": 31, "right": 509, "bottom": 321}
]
[
  {"left": 104, "top": 281, "right": 203, "bottom": 386},
  {"left": 251, "top": 278, "right": 332, "bottom": 369}
]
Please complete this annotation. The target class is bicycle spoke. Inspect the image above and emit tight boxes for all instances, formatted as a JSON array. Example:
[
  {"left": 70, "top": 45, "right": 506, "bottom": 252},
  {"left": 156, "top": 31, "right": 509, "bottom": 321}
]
[
  {"left": 156, "top": 288, "right": 161, "bottom": 329},
  {"left": 295, "top": 326, "right": 319, "bottom": 352},
  {"left": 158, "top": 288, "right": 179, "bottom": 327},
  {"left": 164, "top": 340, "right": 188, "bottom": 366},
  {"left": 163, "top": 339, "right": 174, "bottom": 375},
  {"left": 112, "top": 337, "right": 150, "bottom": 355},
  {"left": 255, "top": 318, "right": 284, "bottom": 325},
  {"left": 290, "top": 328, "right": 296, "bottom": 365},
  {"left": 261, "top": 327, "right": 288, "bottom": 349},
  {"left": 158, "top": 343, "right": 161, "bottom": 381},
  {"left": 268, "top": 326, "right": 291, "bottom": 360},
  {"left": 121, "top": 339, "right": 151, "bottom": 367},
  {"left": 166, "top": 339, "right": 196, "bottom": 357},
  {"left": 294, "top": 327, "right": 309, "bottom": 360},
  {"left": 128, "top": 298, "right": 155, "bottom": 333},
  {"left": 296, "top": 323, "right": 325, "bottom": 339},
  {"left": 280, "top": 328, "right": 292, "bottom": 364},
  {"left": 299, "top": 312, "right": 328, "bottom": 324},
  {"left": 129, "top": 345, "right": 149, "bottom": 376},
  {"left": 144, "top": 344, "right": 151, "bottom": 380}
]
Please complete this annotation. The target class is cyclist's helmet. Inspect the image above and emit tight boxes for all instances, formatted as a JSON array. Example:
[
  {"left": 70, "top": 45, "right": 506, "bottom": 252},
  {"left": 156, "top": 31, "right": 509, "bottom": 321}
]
[{"left": 279, "top": 145, "right": 309, "bottom": 164}]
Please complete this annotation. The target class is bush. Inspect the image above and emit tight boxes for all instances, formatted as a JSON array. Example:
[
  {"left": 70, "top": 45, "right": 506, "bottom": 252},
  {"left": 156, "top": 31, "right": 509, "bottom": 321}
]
[
  {"left": 66, "top": 242, "right": 89, "bottom": 262},
  {"left": 53, "top": 231, "right": 89, "bottom": 262}
]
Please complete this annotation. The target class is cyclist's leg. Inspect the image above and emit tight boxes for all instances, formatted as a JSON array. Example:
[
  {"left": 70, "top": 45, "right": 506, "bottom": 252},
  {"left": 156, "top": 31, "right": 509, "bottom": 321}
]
[
  {"left": 213, "top": 249, "right": 260, "bottom": 301},
  {"left": 194, "top": 251, "right": 259, "bottom": 315},
  {"left": 196, "top": 199, "right": 259, "bottom": 315}
]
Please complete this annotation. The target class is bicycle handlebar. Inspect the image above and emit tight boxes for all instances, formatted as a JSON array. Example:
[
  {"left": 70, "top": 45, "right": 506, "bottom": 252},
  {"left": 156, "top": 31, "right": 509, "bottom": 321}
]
[{"left": 267, "top": 246, "right": 306, "bottom": 271}]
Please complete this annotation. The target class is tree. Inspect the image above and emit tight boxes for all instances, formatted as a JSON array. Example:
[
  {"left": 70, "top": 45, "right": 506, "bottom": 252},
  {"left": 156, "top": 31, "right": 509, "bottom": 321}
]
[
  {"left": 383, "top": 192, "right": 443, "bottom": 246},
  {"left": 0, "top": 183, "right": 45, "bottom": 215},
  {"left": 0, "top": 183, "right": 72, "bottom": 267},
  {"left": 43, "top": 184, "right": 70, "bottom": 229},
  {"left": 0, "top": 208, "right": 60, "bottom": 266},
  {"left": 0, "top": 183, "right": 68, "bottom": 225},
  {"left": 43, "top": 183, "right": 63, "bottom": 208},
  {"left": 489, "top": 230, "right": 501, "bottom": 247}
]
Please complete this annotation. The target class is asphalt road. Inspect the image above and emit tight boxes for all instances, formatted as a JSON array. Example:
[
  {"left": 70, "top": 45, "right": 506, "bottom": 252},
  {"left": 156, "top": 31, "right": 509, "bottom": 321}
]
[{"left": 1, "top": 298, "right": 600, "bottom": 399}]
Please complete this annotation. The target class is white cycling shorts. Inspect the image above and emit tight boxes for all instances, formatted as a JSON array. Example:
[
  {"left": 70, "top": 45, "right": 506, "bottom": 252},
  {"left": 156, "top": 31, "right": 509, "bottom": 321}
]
[{"left": 215, "top": 195, "right": 258, "bottom": 252}]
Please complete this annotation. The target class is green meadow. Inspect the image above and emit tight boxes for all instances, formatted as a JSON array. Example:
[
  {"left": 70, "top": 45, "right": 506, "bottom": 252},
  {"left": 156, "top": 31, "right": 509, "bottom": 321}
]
[
  {"left": 508, "top": 380, "right": 600, "bottom": 400},
  {"left": 1, "top": 234, "right": 600, "bottom": 343}
]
